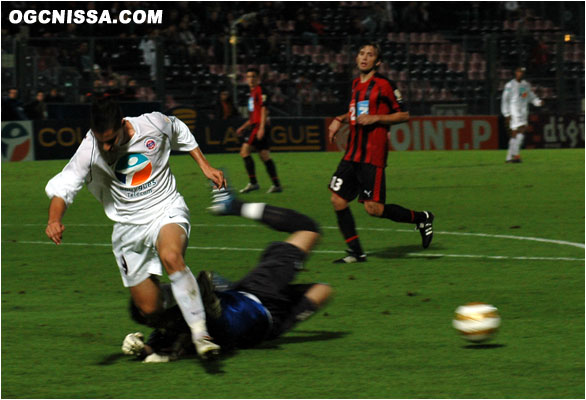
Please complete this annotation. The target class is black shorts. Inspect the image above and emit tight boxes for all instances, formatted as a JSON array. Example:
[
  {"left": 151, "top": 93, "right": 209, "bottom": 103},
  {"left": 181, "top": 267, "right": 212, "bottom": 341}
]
[
  {"left": 232, "top": 242, "right": 312, "bottom": 337},
  {"left": 241, "top": 124, "right": 270, "bottom": 151},
  {"left": 328, "top": 160, "right": 386, "bottom": 203}
]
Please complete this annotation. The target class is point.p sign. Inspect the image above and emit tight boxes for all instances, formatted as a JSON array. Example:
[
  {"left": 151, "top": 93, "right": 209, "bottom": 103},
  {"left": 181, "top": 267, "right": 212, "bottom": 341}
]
[
  {"left": 1, "top": 121, "right": 35, "bottom": 162},
  {"left": 389, "top": 116, "right": 498, "bottom": 151}
]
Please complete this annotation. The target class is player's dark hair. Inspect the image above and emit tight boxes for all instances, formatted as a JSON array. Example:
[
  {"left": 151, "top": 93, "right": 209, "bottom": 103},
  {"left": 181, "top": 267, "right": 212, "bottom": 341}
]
[
  {"left": 246, "top": 67, "right": 260, "bottom": 75},
  {"left": 90, "top": 97, "right": 123, "bottom": 134},
  {"left": 357, "top": 42, "right": 383, "bottom": 62}
]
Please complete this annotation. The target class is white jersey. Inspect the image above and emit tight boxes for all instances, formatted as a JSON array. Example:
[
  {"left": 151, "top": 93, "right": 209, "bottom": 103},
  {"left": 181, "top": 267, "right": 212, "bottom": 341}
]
[
  {"left": 501, "top": 79, "right": 542, "bottom": 128},
  {"left": 45, "top": 112, "right": 198, "bottom": 225}
]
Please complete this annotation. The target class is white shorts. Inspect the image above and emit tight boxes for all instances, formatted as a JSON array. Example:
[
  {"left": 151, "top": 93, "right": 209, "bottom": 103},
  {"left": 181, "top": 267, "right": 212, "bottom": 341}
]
[
  {"left": 111, "top": 196, "right": 191, "bottom": 287},
  {"left": 509, "top": 114, "right": 528, "bottom": 130}
]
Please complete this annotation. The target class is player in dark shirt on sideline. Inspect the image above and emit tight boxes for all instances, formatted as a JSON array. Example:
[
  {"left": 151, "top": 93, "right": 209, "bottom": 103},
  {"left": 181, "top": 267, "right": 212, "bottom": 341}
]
[
  {"left": 236, "top": 67, "right": 283, "bottom": 194},
  {"left": 327, "top": 42, "right": 434, "bottom": 264},
  {"left": 121, "top": 185, "right": 331, "bottom": 362}
]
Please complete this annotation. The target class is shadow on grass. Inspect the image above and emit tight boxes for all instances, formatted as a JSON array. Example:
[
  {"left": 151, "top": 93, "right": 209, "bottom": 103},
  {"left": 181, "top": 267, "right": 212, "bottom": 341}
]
[
  {"left": 463, "top": 343, "right": 506, "bottom": 350},
  {"left": 97, "top": 351, "right": 234, "bottom": 375},
  {"left": 254, "top": 330, "right": 349, "bottom": 349},
  {"left": 97, "top": 331, "right": 347, "bottom": 374},
  {"left": 197, "top": 351, "right": 235, "bottom": 375},
  {"left": 198, "top": 331, "right": 348, "bottom": 373},
  {"left": 179, "top": 331, "right": 349, "bottom": 374},
  {"left": 369, "top": 244, "right": 446, "bottom": 259},
  {"left": 96, "top": 353, "right": 129, "bottom": 365}
]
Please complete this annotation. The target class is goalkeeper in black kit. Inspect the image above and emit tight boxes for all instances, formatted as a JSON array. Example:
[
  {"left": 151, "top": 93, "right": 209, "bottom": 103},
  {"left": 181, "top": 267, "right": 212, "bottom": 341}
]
[{"left": 122, "top": 184, "right": 332, "bottom": 362}]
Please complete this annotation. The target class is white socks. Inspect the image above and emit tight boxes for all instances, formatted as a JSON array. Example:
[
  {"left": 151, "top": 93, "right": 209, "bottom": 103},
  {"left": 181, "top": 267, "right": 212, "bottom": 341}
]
[
  {"left": 514, "top": 134, "right": 524, "bottom": 156},
  {"left": 169, "top": 266, "right": 208, "bottom": 341},
  {"left": 241, "top": 202, "right": 266, "bottom": 220},
  {"left": 506, "top": 138, "right": 515, "bottom": 161},
  {"left": 507, "top": 133, "right": 524, "bottom": 160}
]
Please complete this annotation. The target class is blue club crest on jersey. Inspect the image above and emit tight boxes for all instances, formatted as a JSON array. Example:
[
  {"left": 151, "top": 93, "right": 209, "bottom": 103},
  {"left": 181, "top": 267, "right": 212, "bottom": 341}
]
[{"left": 115, "top": 153, "right": 152, "bottom": 186}]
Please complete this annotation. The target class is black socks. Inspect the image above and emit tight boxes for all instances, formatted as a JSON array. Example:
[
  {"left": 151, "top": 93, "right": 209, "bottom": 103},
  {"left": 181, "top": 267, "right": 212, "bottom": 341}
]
[
  {"left": 335, "top": 207, "right": 364, "bottom": 255},
  {"left": 263, "top": 159, "right": 280, "bottom": 187},
  {"left": 260, "top": 204, "right": 320, "bottom": 233},
  {"left": 243, "top": 156, "right": 257, "bottom": 184},
  {"left": 382, "top": 204, "right": 426, "bottom": 224}
]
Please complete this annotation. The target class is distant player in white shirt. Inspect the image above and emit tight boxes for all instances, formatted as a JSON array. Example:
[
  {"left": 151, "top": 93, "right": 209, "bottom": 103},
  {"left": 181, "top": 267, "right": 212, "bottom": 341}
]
[
  {"left": 45, "top": 98, "right": 226, "bottom": 359},
  {"left": 501, "top": 67, "right": 543, "bottom": 163}
]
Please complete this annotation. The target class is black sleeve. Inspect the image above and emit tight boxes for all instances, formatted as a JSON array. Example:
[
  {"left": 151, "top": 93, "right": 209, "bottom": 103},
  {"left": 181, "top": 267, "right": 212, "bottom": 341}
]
[{"left": 259, "top": 85, "right": 270, "bottom": 108}]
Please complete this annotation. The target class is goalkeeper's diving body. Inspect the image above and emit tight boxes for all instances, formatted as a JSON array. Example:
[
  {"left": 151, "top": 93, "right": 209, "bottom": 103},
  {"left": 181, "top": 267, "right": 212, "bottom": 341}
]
[{"left": 122, "top": 186, "right": 332, "bottom": 362}]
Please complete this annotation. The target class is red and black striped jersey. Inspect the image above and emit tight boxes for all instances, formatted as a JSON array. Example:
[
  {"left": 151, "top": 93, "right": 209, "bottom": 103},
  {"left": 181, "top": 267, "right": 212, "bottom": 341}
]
[
  {"left": 248, "top": 85, "right": 269, "bottom": 125},
  {"left": 344, "top": 73, "right": 406, "bottom": 167}
]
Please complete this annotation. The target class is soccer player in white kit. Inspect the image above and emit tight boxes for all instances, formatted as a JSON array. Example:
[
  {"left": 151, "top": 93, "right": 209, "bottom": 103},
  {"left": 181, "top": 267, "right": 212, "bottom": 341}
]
[
  {"left": 501, "top": 67, "right": 543, "bottom": 163},
  {"left": 45, "top": 98, "right": 226, "bottom": 359}
]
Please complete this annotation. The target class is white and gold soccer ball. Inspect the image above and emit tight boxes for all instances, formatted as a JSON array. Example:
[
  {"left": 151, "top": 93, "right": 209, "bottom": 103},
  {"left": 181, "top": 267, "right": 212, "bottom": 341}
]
[{"left": 452, "top": 303, "right": 501, "bottom": 342}]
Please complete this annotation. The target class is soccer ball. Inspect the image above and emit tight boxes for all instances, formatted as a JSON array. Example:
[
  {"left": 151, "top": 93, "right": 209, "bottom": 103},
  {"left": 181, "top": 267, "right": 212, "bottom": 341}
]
[{"left": 452, "top": 303, "right": 501, "bottom": 342}]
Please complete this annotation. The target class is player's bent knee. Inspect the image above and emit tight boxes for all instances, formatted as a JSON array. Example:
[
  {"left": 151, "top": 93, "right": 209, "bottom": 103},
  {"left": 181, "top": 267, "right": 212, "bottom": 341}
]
[
  {"left": 364, "top": 201, "right": 383, "bottom": 217},
  {"left": 129, "top": 299, "right": 149, "bottom": 325},
  {"left": 132, "top": 299, "right": 159, "bottom": 317},
  {"left": 159, "top": 250, "right": 185, "bottom": 273},
  {"left": 129, "top": 297, "right": 170, "bottom": 328},
  {"left": 296, "top": 213, "right": 321, "bottom": 234},
  {"left": 286, "top": 231, "right": 320, "bottom": 254},
  {"left": 129, "top": 277, "right": 162, "bottom": 316},
  {"left": 330, "top": 193, "right": 347, "bottom": 210},
  {"left": 240, "top": 144, "right": 251, "bottom": 158}
]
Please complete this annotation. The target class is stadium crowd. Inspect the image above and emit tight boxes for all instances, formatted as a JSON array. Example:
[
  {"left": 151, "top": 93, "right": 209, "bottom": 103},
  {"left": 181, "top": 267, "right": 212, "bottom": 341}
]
[{"left": 1, "top": 1, "right": 584, "bottom": 119}]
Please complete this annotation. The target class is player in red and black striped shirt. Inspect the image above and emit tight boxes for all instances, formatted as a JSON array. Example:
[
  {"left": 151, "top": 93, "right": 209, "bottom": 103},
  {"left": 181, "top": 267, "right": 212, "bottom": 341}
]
[
  {"left": 328, "top": 43, "right": 434, "bottom": 264},
  {"left": 236, "top": 68, "right": 282, "bottom": 194}
]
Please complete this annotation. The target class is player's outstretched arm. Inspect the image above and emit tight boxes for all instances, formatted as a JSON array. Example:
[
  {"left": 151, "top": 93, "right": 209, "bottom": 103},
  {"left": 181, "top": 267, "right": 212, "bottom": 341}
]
[
  {"left": 189, "top": 147, "right": 226, "bottom": 189},
  {"left": 46, "top": 196, "right": 67, "bottom": 245},
  {"left": 529, "top": 88, "right": 543, "bottom": 107}
]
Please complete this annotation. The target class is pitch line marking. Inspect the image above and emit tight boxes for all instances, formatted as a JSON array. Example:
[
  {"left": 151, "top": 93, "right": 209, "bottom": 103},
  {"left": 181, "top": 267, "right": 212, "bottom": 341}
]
[
  {"left": 402, "top": 253, "right": 584, "bottom": 262},
  {"left": 7, "top": 223, "right": 585, "bottom": 249},
  {"left": 5, "top": 241, "right": 585, "bottom": 262}
]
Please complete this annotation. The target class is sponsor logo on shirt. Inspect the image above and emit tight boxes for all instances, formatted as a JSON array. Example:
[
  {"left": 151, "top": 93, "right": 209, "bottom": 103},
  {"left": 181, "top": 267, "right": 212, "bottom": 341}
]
[
  {"left": 248, "top": 96, "right": 254, "bottom": 112},
  {"left": 115, "top": 153, "right": 153, "bottom": 186},
  {"left": 357, "top": 100, "right": 369, "bottom": 116},
  {"left": 519, "top": 87, "right": 528, "bottom": 98}
]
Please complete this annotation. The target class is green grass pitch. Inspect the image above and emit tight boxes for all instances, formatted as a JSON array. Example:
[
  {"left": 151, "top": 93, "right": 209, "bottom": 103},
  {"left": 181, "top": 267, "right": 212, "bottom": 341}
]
[{"left": 2, "top": 149, "right": 584, "bottom": 398}]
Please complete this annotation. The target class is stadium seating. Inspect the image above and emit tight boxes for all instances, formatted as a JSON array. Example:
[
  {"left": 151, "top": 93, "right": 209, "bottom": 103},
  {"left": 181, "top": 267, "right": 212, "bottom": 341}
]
[{"left": 2, "top": 2, "right": 582, "bottom": 115}]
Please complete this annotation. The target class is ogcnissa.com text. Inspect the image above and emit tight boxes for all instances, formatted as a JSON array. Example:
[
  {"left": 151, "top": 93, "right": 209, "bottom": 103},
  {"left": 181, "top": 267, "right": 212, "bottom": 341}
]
[{"left": 8, "top": 9, "right": 163, "bottom": 25}]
